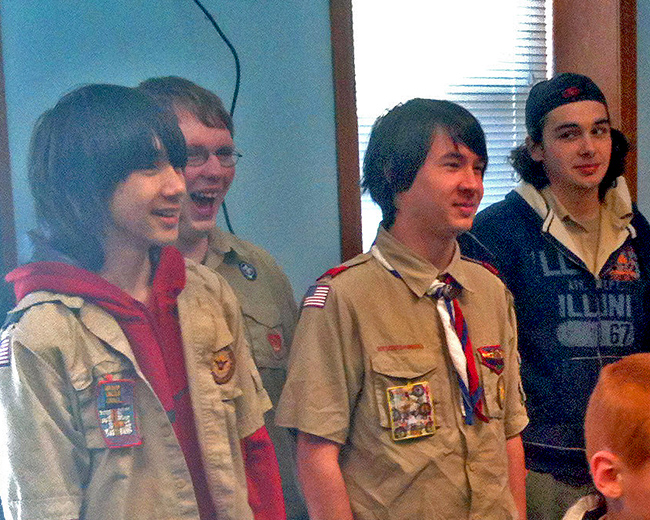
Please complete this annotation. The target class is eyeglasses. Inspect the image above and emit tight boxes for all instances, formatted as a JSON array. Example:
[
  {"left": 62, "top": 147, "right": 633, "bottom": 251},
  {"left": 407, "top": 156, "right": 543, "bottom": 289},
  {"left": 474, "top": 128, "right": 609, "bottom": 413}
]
[{"left": 186, "top": 147, "right": 243, "bottom": 168}]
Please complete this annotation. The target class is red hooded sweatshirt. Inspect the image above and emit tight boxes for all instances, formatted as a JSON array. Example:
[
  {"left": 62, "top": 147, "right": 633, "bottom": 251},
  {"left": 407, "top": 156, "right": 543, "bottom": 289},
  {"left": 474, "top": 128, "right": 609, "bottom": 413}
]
[{"left": 6, "top": 246, "right": 284, "bottom": 520}]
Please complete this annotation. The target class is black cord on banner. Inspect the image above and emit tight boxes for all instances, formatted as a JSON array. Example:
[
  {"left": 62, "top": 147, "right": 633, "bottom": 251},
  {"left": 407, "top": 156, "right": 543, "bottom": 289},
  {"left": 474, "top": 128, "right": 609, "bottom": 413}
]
[{"left": 190, "top": 0, "right": 240, "bottom": 234}]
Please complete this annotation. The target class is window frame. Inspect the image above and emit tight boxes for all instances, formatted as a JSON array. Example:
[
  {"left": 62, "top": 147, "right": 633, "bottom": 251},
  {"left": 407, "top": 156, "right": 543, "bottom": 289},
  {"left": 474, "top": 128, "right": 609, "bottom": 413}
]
[{"left": 331, "top": 0, "right": 638, "bottom": 260}]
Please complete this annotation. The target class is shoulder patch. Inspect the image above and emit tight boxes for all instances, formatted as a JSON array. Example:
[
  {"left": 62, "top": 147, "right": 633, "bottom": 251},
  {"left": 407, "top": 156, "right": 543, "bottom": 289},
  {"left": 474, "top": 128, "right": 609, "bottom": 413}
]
[
  {"left": 317, "top": 252, "right": 373, "bottom": 281},
  {"left": 318, "top": 265, "right": 349, "bottom": 280},
  {"left": 460, "top": 256, "right": 501, "bottom": 277},
  {"left": 0, "top": 328, "right": 12, "bottom": 367},
  {"left": 301, "top": 284, "right": 330, "bottom": 309}
]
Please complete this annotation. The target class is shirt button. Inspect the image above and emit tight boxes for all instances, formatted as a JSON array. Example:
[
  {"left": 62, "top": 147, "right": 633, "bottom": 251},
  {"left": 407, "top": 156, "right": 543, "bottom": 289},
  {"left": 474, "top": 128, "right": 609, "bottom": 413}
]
[{"left": 176, "top": 478, "right": 187, "bottom": 489}]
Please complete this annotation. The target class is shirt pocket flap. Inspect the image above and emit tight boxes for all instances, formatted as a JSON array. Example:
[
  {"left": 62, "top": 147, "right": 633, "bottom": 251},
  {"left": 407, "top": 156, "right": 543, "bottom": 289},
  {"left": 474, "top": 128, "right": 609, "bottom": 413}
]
[
  {"left": 371, "top": 348, "right": 437, "bottom": 379},
  {"left": 371, "top": 348, "right": 438, "bottom": 429}
]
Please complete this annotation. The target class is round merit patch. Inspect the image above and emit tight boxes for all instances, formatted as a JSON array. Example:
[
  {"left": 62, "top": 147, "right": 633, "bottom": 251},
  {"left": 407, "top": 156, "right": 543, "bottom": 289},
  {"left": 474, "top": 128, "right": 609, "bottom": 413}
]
[
  {"left": 211, "top": 347, "right": 236, "bottom": 385},
  {"left": 238, "top": 261, "right": 257, "bottom": 281}
]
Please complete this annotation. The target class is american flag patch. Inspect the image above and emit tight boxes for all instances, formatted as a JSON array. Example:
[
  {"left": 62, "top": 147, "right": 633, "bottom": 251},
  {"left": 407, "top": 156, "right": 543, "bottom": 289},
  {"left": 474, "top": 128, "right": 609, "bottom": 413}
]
[
  {"left": 302, "top": 285, "right": 330, "bottom": 309},
  {"left": 0, "top": 332, "right": 11, "bottom": 368}
]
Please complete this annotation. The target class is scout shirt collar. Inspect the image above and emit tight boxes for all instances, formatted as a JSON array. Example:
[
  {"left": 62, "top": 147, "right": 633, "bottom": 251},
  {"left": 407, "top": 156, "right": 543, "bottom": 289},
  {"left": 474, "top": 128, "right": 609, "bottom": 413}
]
[
  {"left": 207, "top": 226, "right": 253, "bottom": 265},
  {"left": 372, "top": 226, "right": 475, "bottom": 298},
  {"left": 516, "top": 179, "right": 636, "bottom": 274},
  {"left": 206, "top": 226, "right": 260, "bottom": 281},
  {"left": 5, "top": 289, "right": 142, "bottom": 389},
  {"left": 516, "top": 179, "right": 634, "bottom": 232}
]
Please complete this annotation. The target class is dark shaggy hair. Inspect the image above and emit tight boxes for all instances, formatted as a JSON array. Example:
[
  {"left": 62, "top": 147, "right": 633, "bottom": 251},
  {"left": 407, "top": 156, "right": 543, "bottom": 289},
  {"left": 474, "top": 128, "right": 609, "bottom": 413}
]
[
  {"left": 28, "top": 84, "right": 187, "bottom": 271},
  {"left": 361, "top": 98, "right": 487, "bottom": 229}
]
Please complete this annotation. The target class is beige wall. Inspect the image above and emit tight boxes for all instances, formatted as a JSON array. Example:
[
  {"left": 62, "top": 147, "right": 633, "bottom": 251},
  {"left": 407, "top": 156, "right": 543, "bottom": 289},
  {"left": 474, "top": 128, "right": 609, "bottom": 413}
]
[
  {"left": 554, "top": 0, "right": 622, "bottom": 126},
  {"left": 553, "top": 0, "right": 637, "bottom": 199}
]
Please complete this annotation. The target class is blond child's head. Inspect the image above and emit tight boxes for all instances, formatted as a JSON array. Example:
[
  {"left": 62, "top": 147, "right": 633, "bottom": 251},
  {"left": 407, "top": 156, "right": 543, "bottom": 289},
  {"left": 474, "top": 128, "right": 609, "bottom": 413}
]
[{"left": 585, "top": 353, "right": 650, "bottom": 519}]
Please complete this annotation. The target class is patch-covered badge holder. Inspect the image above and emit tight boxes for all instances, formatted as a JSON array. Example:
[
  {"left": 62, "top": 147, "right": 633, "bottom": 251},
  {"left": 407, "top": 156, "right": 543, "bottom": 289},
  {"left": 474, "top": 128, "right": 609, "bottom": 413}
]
[
  {"left": 96, "top": 376, "right": 142, "bottom": 448},
  {"left": 387, "top": 381, "right": 435, "bottom": 441}
]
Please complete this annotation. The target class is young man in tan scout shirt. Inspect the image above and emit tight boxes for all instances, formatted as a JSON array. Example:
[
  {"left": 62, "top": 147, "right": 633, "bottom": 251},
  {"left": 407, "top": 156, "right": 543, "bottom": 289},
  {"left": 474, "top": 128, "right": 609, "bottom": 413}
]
[
  {"left": 138, "top": 77, "right": 305, "bottom": 519},
  {"left": 277, "top": 99, "right": 529, "bottom": 520}
]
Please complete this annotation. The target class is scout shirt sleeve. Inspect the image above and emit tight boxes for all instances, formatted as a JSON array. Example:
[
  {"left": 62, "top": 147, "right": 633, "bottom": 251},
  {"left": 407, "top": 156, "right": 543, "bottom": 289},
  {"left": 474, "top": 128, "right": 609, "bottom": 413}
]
[
  {"left": 506, "top": 434, "right": 527, "bottom": 520},
  {"left": 276, "top": 282, "right": 364, "bottom": 445},
  {"left": 221, "top": 278, "right": 273, "bottom": 438},
  {"left": 0, "top": 308, "right": 89, "bottom": 520},
  {"left": 502, "top": 289, "right": 529, "bottom": 438}
]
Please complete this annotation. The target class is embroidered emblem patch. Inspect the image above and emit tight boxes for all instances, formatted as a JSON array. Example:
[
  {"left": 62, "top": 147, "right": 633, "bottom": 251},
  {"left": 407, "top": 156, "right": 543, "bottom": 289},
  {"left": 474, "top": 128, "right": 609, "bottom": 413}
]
[
  {"left": 477, "top": 345, "right": 505, "bottom": 375},
  {"left": 212, "top": 347, "right": 236, "bottom": 384},
  {"left": 239, "top": 261, "right": 257, "bottom": 281},
  {"left": 302, "top": 285, "right": 330, "bottom": 309},
  {"left": 377, "top": 344, "right": 424, "bottom": 352},
  {"left": 562, "top": 86, "right": 581, "bottom": 98},
  {"left": 601, "top": 245, "right": 641, "bottom": 281},
  {"left": 96, "top": 377, "right": 142, "bottom": 448},
  {"left": 496, "top": 376, "right": 506, "bottom": 410},
  {"left": 0, "top": 331, "right": 11, "bottom": 368},
  {"left": 387, "top": 381, "right": 435, "bottom": 441},
  {"left": 267, "top": 330, "right": 284, "bottom": 354},
  {"left": 318, "top": 265, "right": 349, "bottom": 280}
]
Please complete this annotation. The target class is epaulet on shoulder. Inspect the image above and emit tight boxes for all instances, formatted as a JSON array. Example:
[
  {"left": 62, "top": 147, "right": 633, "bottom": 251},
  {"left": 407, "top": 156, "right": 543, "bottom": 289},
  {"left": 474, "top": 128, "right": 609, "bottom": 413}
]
[
  {"left": 460, "top": 255, "right": 501, "bottom": 277},
  {"left": 317, "top": 253, "right": 371, "bottom": 281},
  {"left": 318, "top": 265, "right": 349, "bottom": 280}
]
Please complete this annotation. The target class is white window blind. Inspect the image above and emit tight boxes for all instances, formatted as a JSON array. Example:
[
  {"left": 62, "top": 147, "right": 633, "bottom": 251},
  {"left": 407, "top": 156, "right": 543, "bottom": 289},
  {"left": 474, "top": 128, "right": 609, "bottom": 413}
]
[{"left": 352, "top": 0, "right": 551, "bottom": 251}]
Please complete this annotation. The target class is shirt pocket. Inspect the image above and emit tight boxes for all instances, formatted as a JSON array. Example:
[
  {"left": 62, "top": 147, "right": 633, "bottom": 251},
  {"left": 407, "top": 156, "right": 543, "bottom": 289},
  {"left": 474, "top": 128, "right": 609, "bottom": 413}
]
[
  {"left": 71, "top": 360, "right": 140, "bottom": 450},
  {"left": 370, "top": 348, "right": 441, "bottom": 430},
  {"left": 241, "top": 313, "right": 287, "bottom": 368}
]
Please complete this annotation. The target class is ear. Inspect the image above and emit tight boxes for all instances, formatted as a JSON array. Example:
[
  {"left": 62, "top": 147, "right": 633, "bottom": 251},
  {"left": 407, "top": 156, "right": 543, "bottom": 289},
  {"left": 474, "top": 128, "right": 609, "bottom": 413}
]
[
  {"left": 526, "top": 136, "right": 544, "bottom": 163},
  {"left": 590, "top": 450, "right": 623, "bottom": 499}
]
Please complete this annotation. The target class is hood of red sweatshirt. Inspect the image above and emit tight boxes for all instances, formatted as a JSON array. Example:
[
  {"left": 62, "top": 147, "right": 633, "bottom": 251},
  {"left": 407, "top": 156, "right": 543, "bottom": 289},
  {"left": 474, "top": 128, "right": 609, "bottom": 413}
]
[
  {"left": 5, "top": 246, "right": 187, "bottom": 415},
  {"left": 6, "top": 246, "right": 185, "bottom": 318}
]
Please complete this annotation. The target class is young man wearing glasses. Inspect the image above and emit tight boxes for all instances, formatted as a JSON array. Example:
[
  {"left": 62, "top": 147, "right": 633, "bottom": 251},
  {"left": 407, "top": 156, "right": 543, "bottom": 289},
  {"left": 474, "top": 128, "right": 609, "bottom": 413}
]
[{"left": 139, "top": 77, "right": 305, "bottom": 520}]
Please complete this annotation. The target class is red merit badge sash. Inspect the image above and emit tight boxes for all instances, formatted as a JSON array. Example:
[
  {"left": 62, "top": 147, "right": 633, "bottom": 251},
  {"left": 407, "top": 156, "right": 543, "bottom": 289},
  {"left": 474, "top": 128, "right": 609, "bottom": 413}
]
[
  {"left": 387, "top": 381, "right": 435, "bottom": 441},
  {"left": 97, "top": 376, "right": 142, "bottom": 448},
  {"left": 211, "top": 346, "right": 236, "bottom": 384},
  {"left": 477, "top": 345, "right": 505, "bottom": 375}
]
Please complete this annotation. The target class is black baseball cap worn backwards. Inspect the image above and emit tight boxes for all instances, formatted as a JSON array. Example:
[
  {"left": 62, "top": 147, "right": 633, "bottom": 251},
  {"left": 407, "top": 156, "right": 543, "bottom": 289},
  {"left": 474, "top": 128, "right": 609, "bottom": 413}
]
[{"left": 525, "top": 72, "right": 608, "bottom": 141}]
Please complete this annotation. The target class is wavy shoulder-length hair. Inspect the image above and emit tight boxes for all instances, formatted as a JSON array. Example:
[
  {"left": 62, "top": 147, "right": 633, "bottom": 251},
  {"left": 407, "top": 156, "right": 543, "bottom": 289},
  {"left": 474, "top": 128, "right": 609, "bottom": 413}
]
[{"left": 510, "top": 128, "right": 628, "bottom": 201}]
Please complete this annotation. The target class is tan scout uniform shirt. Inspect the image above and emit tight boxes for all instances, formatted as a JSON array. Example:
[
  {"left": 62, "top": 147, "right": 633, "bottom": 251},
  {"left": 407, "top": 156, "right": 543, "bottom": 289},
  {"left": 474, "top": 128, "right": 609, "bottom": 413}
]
[
  {"left": 0, "top": 260, "right": 270, "bottom": 520},
  {"left": 202, "top": 226, "right": 305, "bottom": 518},
  {"left": 277, "top": 228, "right": 529, "bottom": 520}
]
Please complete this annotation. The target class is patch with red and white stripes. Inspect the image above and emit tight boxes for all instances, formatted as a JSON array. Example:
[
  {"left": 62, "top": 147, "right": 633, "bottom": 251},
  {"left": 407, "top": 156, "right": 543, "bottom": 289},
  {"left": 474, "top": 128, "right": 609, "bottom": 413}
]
[
  {"left": 302, "top": 285, "right": 330, "bottom": 309},
  {"left": 0, "top": 331, "right": 11, "bottom": 368}
]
